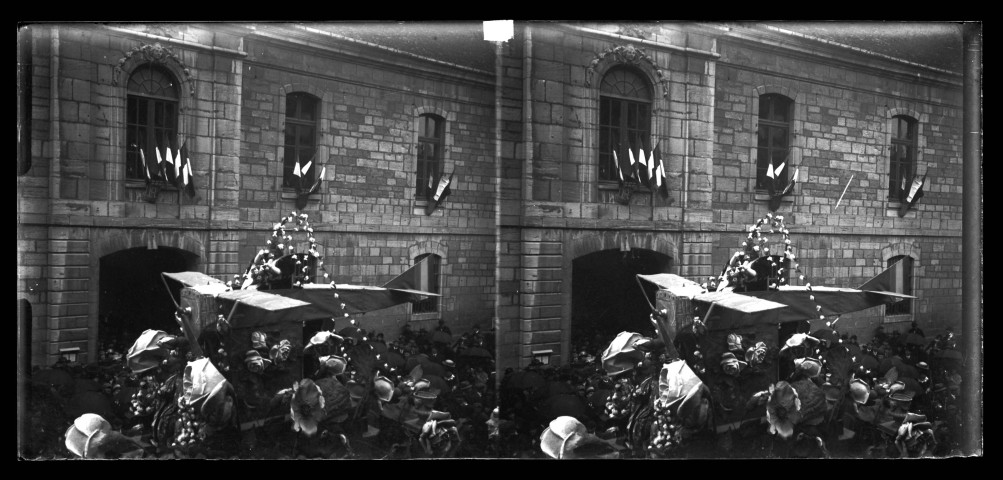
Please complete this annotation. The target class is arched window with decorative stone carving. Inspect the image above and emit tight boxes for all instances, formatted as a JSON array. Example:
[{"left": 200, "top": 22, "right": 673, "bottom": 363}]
[
  {"left": 126, "top": 64, "right": 179, "bottom": 181},
  {"left": 598, "top": 66, "right": 652, "bottom": 184}
]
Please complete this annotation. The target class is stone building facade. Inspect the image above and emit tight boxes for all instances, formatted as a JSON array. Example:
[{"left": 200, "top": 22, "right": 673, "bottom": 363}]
[
  {"left": 495, "top": 23, "right": 964, "bottom": 371},
  {"left": 17, "top": 23, "right": 498, "bottom": 366},
  {"left": 18, "top": 22, "right": 966, "bottom": 371}
]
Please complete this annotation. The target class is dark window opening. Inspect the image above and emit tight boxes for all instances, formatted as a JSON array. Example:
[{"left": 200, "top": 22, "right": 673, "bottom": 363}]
[
  {"left": 416, "top": 114, "right": 444, "bottom": 199},
  {"left": 126, "top": 64, "right": 179, "bottom": 181},
  {"left": 756, "top": 94, "right": 793, "bottom": 191},
  {"left": 284, "top": 93, "right": 319, "bottom": 189},
  {"left": 889, "top": 115, "right": 918, "bottom": 199}
]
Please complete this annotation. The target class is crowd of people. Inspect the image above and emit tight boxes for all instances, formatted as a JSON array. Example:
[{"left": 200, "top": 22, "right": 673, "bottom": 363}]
[
  {"left": 495, "top": 319, "right": 968, "bottom": 459},
  {"left": 23, "top": 319, "right": 497, "bottom": 459}
]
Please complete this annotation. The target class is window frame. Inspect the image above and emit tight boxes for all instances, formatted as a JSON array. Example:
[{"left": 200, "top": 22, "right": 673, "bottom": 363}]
[
  {"left": 885, "top": 255, "right": 914, "bottom": 317},
  {"left": 415, "top": 114, "right": 445, "bottom": 200},
  {"left": 283, "top": 92, "right": 319, "bottom": 189},
  {"left": 755, "top": 94, "right": 793, "bottom": 191},
  {"left": 598, "top": 66, "right": 653, "bottom": 186},
  {"left": 888, "top": 115, "right": 918, "bottom": 200},
  {"left": 410, "top": 253, "right": 441, "bottom": 315},
  {"left": 125, "top": 64, "right": 180, "bottom": 182}
]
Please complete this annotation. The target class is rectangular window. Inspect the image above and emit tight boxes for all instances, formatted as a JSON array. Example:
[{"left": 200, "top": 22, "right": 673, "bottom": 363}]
[
  {"left": 599, "top": 97, "right": 651, "bottom": 183},
  {"left": 889, "top": 116, "right": 918, "bottom": 199},
  {"left": 415, "top": 115, "right": 444, "bottom": 199},
  {"left": 126, "top": 96, "right": 177, "bottom": 181},
  {"left": 411, "top": 253, "right": 441, "bottom": 314},
  {"left": 885, "top": 255, "right": 913, "bottom": 316},
  {"left": 284, "top": 93, "right": 318, "bottom": 189},
  {"left": 756, "top": 94, "right": 792, "bottom": 191}
]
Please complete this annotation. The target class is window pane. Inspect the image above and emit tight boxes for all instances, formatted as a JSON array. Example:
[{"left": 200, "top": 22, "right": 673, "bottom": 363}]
[
  {"left": 610, "top": 99, "right": 621, "bottom": 128},
  {"left": 298, "top": 125, "right": 314, "bottom": 146},
  {"left": 758, "top": 127, "right": 769, "bottom": 148},
  {"left": 154, "top": 102, "right": 164, "bottom": 127},
  {"left": 771, "top": 127, "right": 787, "bottom": 149},
  {"left": 599, "top": 97, "right": 610, "bottom": 125},
  {"left": 759, "top": 96, "right": 772, "bottom": 118}
]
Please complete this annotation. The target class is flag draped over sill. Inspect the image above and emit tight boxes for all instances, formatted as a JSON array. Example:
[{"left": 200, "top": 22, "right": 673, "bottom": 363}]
[
  {"left": 611, "top": 141, "right": 670, "bottom": 205},
  {"left": 170, "top": 141, "right": 201, "bottom": 202},
  {"left": 647, "top": 141, "right": 669, "bottom": 199},
  {"left": 292, "top": 152, "right": 325, "bottom": 209},
  {"left": 766, "top": 149, "right": 800, "bottom": 212},
  {"left": 897, "top": 173, "right": 927, "bottom": 217},
  {"left": 425, "top": 170, "right": 454, "bottom": 216}
]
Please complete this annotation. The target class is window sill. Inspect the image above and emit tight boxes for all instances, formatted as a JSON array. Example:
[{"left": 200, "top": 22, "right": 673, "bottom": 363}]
[
  {"left": 124, "top": 180, "right": 178, "bottom": 191},
  {"left": 883, "top": 313, "right": 913, "bottom": 324},
  {"left": 410, "top": 311, "right": 440, "bottom": 322},
  {"left": 598, "top": 182, "right": 651, "bottom": 193},
  {"left": 753, "top": 191, "right": 793, "bottom": 204},
  {"left": 280, "top": 189, "right": 320, "bottom": 205}
]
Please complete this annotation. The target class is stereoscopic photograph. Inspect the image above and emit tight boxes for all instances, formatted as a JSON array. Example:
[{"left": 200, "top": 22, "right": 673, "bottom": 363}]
[{"left": 16, "top": 20, "right": 981, "bottom": 460}]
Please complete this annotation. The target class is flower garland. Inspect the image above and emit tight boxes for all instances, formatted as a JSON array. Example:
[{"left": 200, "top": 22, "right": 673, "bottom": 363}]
[{"left": 646, "top": 396, "right": 682, "bottom": 456}]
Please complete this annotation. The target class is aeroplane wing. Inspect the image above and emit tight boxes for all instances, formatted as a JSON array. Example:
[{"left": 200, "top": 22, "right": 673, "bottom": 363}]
[
  {"left": 735, "top": 286, "right": 915, "bottom": 324},
  {"left": 214, "top": 283, "right": 439, "bottom": 328},
  {"left": 162, "top": 271, "right": 226, "bottom": 288}
]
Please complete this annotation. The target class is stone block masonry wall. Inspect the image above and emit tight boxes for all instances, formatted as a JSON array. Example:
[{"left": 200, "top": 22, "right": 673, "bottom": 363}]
[
  {"left": 500, "top": 24, "right": 721, "bottom": 368},
  {"left": 234, "top": 35, "right": 498, "bottom": 344},
  {"left": 238, "top": 37, "right": 496, "bottom": 233},
  {"left": 710, "top": 37, "right": 964, "bottom": 343},
  {"left": 496, "top": 30, "right": 527, "bottom": 373}
]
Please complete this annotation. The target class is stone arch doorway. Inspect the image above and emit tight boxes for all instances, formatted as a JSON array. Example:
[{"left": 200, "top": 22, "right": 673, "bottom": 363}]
[
  {"left": 570, "top": 248, "right": 672, "bottom": 358},
  {"left": 98, "top": 247, "right": 199, "bottom": 353}
]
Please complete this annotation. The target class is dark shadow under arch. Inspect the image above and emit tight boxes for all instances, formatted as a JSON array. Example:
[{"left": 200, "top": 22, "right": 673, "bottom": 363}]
[
  {"left": 98, "top": 247, "right": 198, "bottom": 352},
  {"left": 571, "top": 248, "right": 672, "bottom": 357}
]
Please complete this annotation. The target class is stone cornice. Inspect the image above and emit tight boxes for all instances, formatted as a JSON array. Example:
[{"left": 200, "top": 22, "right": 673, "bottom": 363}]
[
  {"left": 244, "top": 25, "right": 495, "bottom": 88},
  {"left": 555, "top": 23, "right": 721, "bottom": 59},
  {"left": 706, "top": 23, "right": 962, "bottom": 89},
  {"left": 100, "top": 25, "right": 247, "bottom": 58}
]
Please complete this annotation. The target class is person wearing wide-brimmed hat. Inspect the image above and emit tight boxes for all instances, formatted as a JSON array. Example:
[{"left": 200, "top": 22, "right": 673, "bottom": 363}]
[
  {"left": 538, "top": 416, "right": 617, "bottom": 459},
  {"left": 64, "top": 413, "right": 142, "bottom": 459}
]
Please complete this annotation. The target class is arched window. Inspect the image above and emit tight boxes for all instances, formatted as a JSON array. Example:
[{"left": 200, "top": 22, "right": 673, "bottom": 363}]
[
  {"left": 284, "top": 92, "right": 319, "bottom": 188},
  {"left": 756, "top": 94, "right": 793, "bottom": 190},
  {"left": 411, "top": 253, "right": 441, "bottom": 314},
  {"left": 598, "top": 67, "right": 652, "bottom": 183},
  {"left": 126, "top": 64, "right": 179, "bottom": 181},
  {"left": 416, "top": 114, "right": 445, "bottom": 199},
  {"left": 889, "top": 115, "right": 918, "bottom": 199}
]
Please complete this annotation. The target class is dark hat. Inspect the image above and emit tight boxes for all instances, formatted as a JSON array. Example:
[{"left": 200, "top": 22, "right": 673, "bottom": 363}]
[{"left": 720, "top": 352, "right": 747, "bottom": 376}]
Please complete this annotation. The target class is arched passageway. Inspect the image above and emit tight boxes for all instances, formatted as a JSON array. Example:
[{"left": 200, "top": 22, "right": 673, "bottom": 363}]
[
  {"left": 98, "top": 247, "right": 199, "bottom": 352},
  {"left": 571, "top": 248, "right": 672, "bottom": 356}
]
